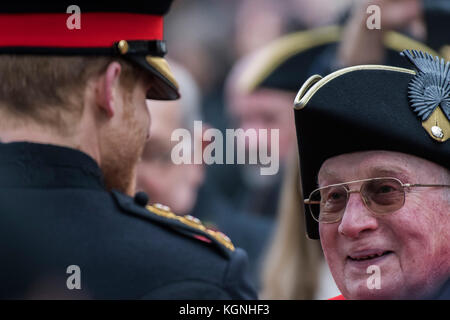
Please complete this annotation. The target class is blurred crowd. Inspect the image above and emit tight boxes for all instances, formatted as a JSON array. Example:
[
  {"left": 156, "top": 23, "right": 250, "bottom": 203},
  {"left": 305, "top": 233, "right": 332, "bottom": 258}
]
[{"left": 137, "top": 0, "right": 450, "bottom": 299}]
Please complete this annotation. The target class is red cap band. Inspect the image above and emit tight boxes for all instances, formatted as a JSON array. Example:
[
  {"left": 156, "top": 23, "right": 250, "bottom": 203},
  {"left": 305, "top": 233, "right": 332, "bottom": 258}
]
[{"left": 0, "top": 13, "right": 163, "bottom": 48}]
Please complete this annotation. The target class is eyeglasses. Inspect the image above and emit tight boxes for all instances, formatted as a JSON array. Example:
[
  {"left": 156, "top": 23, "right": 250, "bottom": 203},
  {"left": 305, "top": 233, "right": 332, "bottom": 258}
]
[{"left": 304, "top": 177, "right": 450, "bottom": 224}]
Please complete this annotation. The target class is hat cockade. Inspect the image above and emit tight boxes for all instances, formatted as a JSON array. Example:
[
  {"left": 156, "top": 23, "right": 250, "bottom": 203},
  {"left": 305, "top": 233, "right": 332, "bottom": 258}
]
[{"left": 401, "top": 49, "right": 450, "bottom": 142}]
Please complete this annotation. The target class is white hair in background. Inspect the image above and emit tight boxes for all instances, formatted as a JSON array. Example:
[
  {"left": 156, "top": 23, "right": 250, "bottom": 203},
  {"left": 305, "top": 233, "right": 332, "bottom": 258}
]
[{"left": 167, "top": 59, "right": 202, "bottom": 131}]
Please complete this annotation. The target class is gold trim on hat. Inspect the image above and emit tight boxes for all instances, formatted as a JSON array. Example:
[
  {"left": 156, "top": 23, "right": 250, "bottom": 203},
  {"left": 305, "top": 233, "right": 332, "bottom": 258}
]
[
  {"left": 145, "top": 56, "right": 179, "bottom": 90},
  {"left": 294, "top": 65, "right": 416, "bottom": 110},
  {"left": 440, "top": 45, "right": 450, "bottom": 61},
  {"left": 384, "top": 32, "right": 439, "bottom": 57},
  {"left": 294, "top": 75, "right": 322, "bottom": 107},
  {"left": 237, "top": 26, "right": 341, "bottom": 93},
  {"left": 234, "top": 25, "right": 436, "bottom": 95}
]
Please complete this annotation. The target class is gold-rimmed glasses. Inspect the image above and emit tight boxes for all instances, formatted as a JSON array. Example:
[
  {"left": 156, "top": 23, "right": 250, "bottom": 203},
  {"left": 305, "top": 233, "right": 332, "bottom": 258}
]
[{"left": 304, "top": 177, "right": 450, "bottom": 223}]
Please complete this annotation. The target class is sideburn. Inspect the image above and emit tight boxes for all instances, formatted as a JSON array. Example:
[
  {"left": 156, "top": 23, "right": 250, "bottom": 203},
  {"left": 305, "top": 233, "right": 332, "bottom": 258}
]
[{"left": 100, "top": 90, "right": 148, "bottom": 196}]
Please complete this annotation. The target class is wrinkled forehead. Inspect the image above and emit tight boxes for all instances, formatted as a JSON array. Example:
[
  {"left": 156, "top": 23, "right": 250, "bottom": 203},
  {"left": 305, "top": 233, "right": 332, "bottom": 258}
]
[{"left": 318, "top": 150, "right": 444, "bottom": 184}]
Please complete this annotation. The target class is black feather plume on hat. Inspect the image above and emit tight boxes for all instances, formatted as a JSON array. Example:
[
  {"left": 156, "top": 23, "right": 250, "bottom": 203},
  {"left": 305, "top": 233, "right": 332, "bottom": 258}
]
[{"left": 401, "top": 49, "right": 450, "bottom": 121}]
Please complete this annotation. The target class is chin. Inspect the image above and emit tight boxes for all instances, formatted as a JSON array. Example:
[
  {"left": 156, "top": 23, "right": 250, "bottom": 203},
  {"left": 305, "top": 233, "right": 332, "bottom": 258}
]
[
  {"left": 345, "top": 281, "right": 409, "bottom": 300},
  {"left": 172, "top": 200, "right": 195, "bottom": 216},
  {"left": 171, "top": 190, "right": 197, "bottom": 215},
  {"left": 349, "top": 289, "right": 397, "bottom": 300}
]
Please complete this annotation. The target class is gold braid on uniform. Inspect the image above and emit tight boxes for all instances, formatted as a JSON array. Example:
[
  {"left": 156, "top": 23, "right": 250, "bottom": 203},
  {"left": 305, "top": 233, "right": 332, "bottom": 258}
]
[{"left": 146, "top": 204, "right": 235, "bottom": 251}]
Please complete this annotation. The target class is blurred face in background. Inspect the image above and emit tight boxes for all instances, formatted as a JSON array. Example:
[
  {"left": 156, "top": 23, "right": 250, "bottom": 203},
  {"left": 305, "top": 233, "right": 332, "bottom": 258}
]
[
  {"left": 228, "top": 88, "right": 296, "bottom": 163},
  {"left": 318, "top": 151, "right": 450, "bottom": 299},
  {"left": 136, "top": 100, "right": 205, "bottom": 215}
]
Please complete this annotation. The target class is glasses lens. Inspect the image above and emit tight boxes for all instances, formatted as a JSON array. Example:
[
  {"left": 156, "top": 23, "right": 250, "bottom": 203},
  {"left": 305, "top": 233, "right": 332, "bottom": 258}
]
[
  {"left": 362, "top": 178, "right": 405, "bottom": 214},
  {"left": 309, "top": 185, "right": 347, "bottom": 223}
]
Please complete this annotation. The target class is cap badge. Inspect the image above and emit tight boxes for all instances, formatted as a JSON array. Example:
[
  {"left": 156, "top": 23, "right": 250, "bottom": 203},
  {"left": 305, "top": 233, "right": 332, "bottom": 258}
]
[
  {"left": 117, "top": 40, "right": 129, "bottom": 55},
  {"left": 401, "top": 50, "right": 450, "bottom": 142}
]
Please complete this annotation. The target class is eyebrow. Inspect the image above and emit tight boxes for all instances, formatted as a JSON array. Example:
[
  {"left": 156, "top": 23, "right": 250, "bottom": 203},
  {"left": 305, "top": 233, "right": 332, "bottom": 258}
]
[
  {"left": 367, "top": 166, "right": 411, "bottom": 183},
  {"left": 316, "top": 168, "right": 339, "bottom": 187}
]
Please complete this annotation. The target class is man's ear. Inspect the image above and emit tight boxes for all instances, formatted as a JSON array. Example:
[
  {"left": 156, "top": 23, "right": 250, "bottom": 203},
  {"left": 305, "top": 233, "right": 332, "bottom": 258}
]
[{"left": 96, "top": 61, "right": 122, "bottom": 118}]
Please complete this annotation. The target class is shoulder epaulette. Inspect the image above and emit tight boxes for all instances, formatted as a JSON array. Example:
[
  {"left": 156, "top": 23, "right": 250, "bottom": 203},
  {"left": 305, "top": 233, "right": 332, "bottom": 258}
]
[
  {"left": 147, "top": 203, "right": 235, "bottom": 253},
  {"left": 111, "top": 190, "right": 235, "bottom": 258}
]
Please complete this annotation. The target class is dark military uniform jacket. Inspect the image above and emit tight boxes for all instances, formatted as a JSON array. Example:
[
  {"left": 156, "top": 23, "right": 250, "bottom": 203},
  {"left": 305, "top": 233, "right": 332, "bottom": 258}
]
[{"left": 0, "top": 142, "right": 257, "bottom": 299}]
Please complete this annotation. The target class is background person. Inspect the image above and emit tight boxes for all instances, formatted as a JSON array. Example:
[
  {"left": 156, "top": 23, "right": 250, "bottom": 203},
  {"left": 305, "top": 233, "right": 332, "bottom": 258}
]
[
  {"left": 137, "top": 61, "right": 205, "bottom": 215},
  {"left": 330, "top": 0, "right": 450, "bottom": 71},
  {"left": 223, "top": 55, "right": 297, "bottom": 218},
  {"left": 215, "top": 29, "right": 346, "bottom": 295},
  {"left": 164, "top": 0, "right": 350, "bottom": 220},
  {"left": 228, "top": 32, "right": 353, "bottom": 299}
]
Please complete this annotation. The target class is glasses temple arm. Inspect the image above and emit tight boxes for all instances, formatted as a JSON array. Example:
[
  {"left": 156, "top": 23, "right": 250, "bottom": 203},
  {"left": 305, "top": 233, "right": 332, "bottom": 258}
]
[
  {"left": 304, "top": 199, "right": 321, "bottom": 204},
  {"left": 404, "top": 184, "right": 450, "bottom": 188}
]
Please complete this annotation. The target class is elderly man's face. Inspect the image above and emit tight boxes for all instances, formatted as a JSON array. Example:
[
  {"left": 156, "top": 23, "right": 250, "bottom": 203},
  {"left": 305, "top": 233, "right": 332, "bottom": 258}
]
[{"left": 318, "top": 151, "right": 450, "bottom": 299}]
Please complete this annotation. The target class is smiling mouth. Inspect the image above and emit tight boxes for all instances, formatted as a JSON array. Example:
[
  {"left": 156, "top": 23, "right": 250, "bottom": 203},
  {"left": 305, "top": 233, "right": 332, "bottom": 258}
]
[{"left": 348, "top": 251, "right": 393, "bottom": 262}]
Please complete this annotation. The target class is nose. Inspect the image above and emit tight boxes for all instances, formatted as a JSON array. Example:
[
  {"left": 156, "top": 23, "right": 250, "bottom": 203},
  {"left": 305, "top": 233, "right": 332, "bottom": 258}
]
[{"left": 337, "top": 192, "right": 378, "bottom": 238}]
